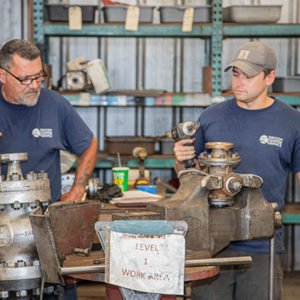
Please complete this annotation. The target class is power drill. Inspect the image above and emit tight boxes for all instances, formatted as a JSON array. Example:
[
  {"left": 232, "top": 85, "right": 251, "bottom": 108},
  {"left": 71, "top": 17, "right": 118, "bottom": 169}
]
[{"left": 171, "top": 121, "right": 200, "bottom": 169}]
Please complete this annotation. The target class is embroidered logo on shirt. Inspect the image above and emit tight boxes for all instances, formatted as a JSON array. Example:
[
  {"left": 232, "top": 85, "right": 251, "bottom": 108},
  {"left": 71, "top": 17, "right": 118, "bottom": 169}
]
[
  {"left": 259, "top": 135, "right": 283, "bottom": 148},
  {"left": 237, "top": 50, "right": 250, "bottom": 60},
  {"left": 32, "top": 128, "right": 53, "bottom": 138}
]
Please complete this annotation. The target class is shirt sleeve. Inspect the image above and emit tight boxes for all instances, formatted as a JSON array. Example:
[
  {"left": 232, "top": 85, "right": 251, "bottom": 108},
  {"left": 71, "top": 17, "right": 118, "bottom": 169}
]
[
  {"left": 61, "top": 99, "right": 94, "bottom": 156},
  {"left": 291, "top": 128, "right": 300, "bottom": 174}
]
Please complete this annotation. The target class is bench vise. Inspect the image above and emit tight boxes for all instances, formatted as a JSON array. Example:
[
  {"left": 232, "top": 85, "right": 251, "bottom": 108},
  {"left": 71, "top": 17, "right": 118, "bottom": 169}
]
[{"left": 148, "top": 142, "right": 281, "bottom": 259}]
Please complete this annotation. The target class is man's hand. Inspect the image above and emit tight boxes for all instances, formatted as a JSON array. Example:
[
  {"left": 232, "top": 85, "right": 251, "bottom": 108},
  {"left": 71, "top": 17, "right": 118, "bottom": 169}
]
[
  {"left": 174, "top": 138, "right": 195, "bottom": 163},
  {"left": 60, "top": 137, "right": 98, "bottom": 203},
  {"left": 61, "top": 186, "right": 86, "bottom": 203},
  {"left": 174, "top": 138, "right": 197, "bottom": 173}
]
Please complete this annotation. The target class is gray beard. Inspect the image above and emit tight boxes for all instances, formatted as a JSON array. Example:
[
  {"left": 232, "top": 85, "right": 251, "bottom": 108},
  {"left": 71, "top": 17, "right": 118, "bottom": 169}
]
[{"left": 20, "top": 90, "right": 41, "bottom": 106}]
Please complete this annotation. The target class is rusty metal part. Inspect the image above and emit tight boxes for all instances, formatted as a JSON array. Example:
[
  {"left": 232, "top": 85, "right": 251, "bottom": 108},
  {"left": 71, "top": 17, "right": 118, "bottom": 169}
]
[
  {"left": 30, "top": 201, "right": 100, "bottom": 285},
  {"left": 199, "top": 142, "right": 241, "bottom": 167},
  {"left": 199, "top": 142, "right": 242, "bottom": 207}
]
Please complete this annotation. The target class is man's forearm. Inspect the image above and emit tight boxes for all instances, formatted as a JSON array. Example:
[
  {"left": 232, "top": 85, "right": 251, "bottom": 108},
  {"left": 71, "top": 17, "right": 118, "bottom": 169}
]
[{"left": 73, "top": 137, "right": 98, "bottom": 190}]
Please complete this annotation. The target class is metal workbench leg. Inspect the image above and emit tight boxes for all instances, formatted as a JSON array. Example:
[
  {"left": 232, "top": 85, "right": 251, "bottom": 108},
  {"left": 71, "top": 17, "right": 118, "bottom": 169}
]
[{"left": 269, "top": 237, "right": 275, "bottom": 300}]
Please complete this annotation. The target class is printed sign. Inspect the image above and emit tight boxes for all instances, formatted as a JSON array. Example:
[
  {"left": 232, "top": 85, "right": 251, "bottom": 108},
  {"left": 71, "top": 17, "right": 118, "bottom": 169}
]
[
  {"left": 68, "top": 7, "right": 82, "bottom": 31},
  {"left": 182, "top": 8, "right": 194, "bottom": 32},
  {"left": 125, "top": 6, "right": 140, "bottom": 31},
  {"left": 107, "top": 231, "right": 185, "bottom": 295}
]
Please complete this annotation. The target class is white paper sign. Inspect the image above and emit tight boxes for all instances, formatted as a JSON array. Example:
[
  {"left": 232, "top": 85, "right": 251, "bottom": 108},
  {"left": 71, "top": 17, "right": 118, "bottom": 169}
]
[
  {"left": 125, "top": 6, "right": 140, "bottom": 31},
  {"left": 107, "top": 231, "right": 185, "bottom": 295},
  {"left": 68, "top": 7, "right": 82, "bottom": 31},
  {"left": 182, "top": 8, "right": 194, "bottom": 32}
]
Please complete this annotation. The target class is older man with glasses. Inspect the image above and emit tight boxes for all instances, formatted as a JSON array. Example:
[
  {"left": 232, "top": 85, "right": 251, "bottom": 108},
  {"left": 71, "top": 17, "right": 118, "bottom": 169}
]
[{"left": 0, "top": 39, "right": 98, "bottom": 299}]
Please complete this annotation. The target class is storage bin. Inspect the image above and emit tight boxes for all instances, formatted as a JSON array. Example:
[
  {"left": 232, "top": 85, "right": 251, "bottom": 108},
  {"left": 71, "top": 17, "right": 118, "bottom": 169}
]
[
  {"left": 223, "top": 5, "right": 282, "bottom": 23},
  {"left": 45, "top": 4, "right": 97, "bottom": 23},
  {"left": 272, "top": 77, "right": 300, "bottom": 93},
  {"left": 159, "top": 6, "right": 211, "bottom": 23},
  {"left": 102, "top": 6, "right": 154, "bottom": 23},
  {"left": 105, "top": 136, "right": 157, "bottom": 155}
]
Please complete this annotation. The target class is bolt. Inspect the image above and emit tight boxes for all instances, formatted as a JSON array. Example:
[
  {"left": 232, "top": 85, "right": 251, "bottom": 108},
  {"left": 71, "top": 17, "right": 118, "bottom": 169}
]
[
  {"left": 26, "top": 172, "right": 34, "bottom": 180},
  {"left": 12, "top": 202, "right": 21, "bottom": 209},
  {"left": 0, "top": 291, "right": 8, "bottom": 298},
  {"left": 0, "top": 260, "right": 7, "bottom": 267},
  {"left": 33, "top": 259, "right": 40, "bottom": 266},
  {"left": 271, "top": 202, "right": 279, "bottom": 210},
  {"left": 231, "top": 181, "right": 242, "bottom": 192},
  {"left": 29, "top": 201, "right": 37, "bottom": 208},
  {"left": 15, "top": 260, "right": 26, "bottom": 267},
  {"left": 16, "top": 290, "right": 27, "bottom": 297},
  {"left": 39, "top": 171, "right": 48, "bottom": 179},
  {"left": 32, "top": 288, "right": 40, "bottom": 296},
  {"left": 74, "top": 248, "right": 90, "bottom": 256}
]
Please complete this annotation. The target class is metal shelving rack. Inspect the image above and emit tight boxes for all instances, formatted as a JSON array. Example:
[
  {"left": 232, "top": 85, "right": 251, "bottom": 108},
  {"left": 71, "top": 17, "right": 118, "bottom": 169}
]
[
  {"left": 32, "top": 0, "right": 300, "bottom": 170},
  {"left": 33, "top": 0, "right": 300, "bottom": 103}
]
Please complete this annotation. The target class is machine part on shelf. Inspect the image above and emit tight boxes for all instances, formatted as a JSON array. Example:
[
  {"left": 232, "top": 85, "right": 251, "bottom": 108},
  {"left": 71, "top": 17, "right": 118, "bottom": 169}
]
[
  {"left": 198, "top": 142, "right": 242, "bottom": 207},
  {"left": 147, "top": 142, "right": 281, "bottom": 259},
  {"left": 171, "top": 121, "right": 200, "bottom": 169},
  {"left": 66, "top": 71, "right": 87, "bottom": 91},
  {"left": 0, "top": 152, "right": 51, "bottom": 298},
  {"left": 153, "top": 176, "right": 178, "bottom": 193},
  {"left": 132, "top": 147, "right": 149, "bottom": 186}
]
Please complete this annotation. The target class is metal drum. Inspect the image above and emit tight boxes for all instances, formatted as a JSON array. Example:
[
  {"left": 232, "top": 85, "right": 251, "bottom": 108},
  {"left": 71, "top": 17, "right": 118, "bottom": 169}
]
[{"left": 0, "top": 153, "right": 50, "bottom": 299}]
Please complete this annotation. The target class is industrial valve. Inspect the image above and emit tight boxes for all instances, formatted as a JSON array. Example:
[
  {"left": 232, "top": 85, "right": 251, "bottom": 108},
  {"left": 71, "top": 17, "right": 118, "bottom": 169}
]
[{"left": 0, "top": 152, "right": 51, "bottom": 299}]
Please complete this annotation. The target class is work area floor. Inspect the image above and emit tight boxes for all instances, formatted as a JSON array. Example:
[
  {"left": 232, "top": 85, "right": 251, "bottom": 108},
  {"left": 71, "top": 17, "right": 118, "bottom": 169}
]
[{"left": 77, "top": 271, "right": 300, "bottom": 300}]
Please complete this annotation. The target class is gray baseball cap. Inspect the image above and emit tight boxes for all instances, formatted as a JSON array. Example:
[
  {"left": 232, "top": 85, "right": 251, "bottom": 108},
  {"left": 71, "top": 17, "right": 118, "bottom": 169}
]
[{"left": 224, "top": 41, "right": 277, "bottom": 76}]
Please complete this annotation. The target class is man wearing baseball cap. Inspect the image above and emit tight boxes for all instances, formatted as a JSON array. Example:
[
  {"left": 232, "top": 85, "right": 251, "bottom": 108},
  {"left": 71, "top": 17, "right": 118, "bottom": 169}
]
[{"left": 174, "top": 41, "right": 300, "bottom": 299}]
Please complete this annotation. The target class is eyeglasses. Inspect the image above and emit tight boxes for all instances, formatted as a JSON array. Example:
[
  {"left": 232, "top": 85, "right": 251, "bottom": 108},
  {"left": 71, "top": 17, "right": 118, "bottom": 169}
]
[{"left": 1, "top": 68, "right": 47, "bottom": 86}]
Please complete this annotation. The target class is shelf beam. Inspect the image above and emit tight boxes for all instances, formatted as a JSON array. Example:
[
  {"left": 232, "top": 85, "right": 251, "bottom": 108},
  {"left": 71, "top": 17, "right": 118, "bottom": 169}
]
[
  {"left": 91, "top": 157, "right": 175, "bottom": 169},
  {"left": 223, "top": 24, "right": 300, "bottom": 37},
  {"left": 41, "top": 24, "right": 300, "bottom": 39},
  {"left": 43, "top": 24, "right": 213, "bottom": 38}
]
